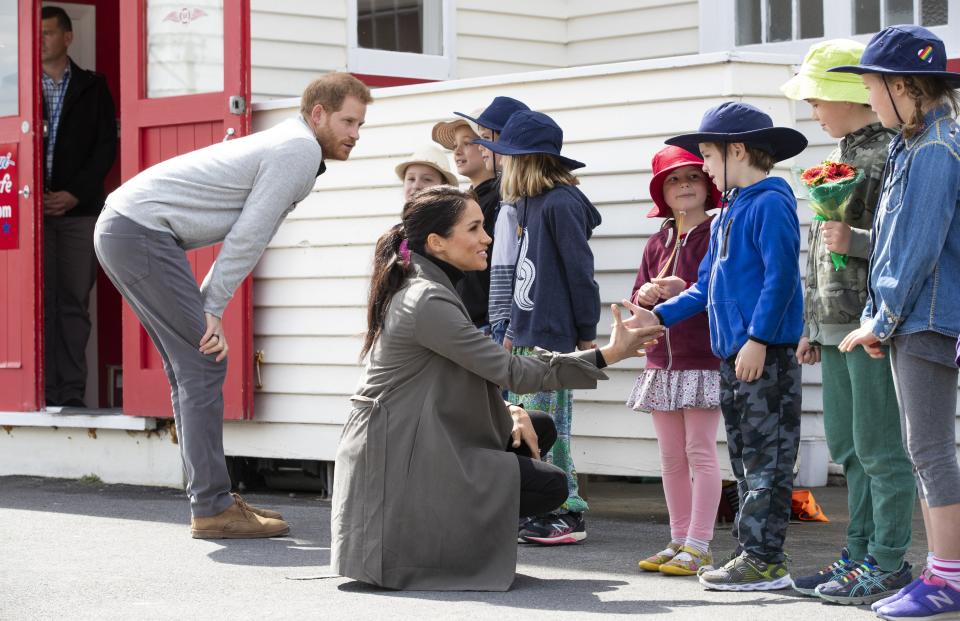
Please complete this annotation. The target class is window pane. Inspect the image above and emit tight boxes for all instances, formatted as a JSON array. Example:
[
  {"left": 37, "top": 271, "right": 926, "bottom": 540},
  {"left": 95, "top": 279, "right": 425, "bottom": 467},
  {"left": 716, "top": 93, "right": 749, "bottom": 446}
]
[
  {"left": 736, "top": 0, "right": 762, "bottom": 44},
  {"left": 921, "top": 0, "right": 948, "bottom": 25},
  {"left": 767, "top": 0, "right": 793, "bottom": 42},
  {"left": 799, "top": 0, "right": 824, "bottom": 39},
  {"left": 397, "top": 10, "right": 421, "bottom": 54},
  {"left": 146, "top": 0, "right": 224, "bottom": 99},
  {"left": 885, "top": 0, "right": 914, "bottom": 25},
  {"left": 0, "top": 0, "right": 17, "bottom": 116},
  {"left": 357, "top": 0, "right": 436, "bottom": 54},
  {"left": 854, "top": 0, "right": 881, "bottom": 33}
]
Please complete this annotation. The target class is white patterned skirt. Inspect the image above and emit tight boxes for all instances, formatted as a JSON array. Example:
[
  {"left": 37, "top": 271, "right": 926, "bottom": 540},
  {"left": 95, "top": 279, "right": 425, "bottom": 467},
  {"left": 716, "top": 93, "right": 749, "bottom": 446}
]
[{"left": 627, "top": 368, "right": 721, "bottom": 413}]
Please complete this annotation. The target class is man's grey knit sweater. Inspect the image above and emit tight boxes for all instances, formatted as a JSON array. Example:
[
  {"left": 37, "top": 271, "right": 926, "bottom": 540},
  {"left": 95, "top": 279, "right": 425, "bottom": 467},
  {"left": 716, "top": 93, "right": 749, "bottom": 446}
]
[{"left": 105, "top": 116, "right": 322, "bottom": 317}]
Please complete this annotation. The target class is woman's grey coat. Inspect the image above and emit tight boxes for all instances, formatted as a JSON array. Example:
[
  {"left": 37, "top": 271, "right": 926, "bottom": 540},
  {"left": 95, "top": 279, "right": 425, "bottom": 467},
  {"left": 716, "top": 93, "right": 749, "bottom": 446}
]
[{"left": 331, "top": 253, "right": 607, "bottom": 591}]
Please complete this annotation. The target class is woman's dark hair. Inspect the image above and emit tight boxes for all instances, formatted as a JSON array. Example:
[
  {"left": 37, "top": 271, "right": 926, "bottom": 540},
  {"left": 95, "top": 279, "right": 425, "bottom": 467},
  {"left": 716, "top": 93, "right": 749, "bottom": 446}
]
[{"left": 360, "top": 185, "right": 477, "bottom": 359}]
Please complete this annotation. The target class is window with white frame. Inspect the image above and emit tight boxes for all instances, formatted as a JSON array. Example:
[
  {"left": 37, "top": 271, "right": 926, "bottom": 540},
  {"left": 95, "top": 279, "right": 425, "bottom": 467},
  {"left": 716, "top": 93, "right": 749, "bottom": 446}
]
[
  {"left": 347, "top": 0, "right": 455, "bottom": 80},
  {"left": 736, "top": 0, "right": 825, "bottom": 45},
  {"left": 852, "top": 0, "right": 948, "bottom": 33},
  {"left": 701, "top": 0, "right": 954, "bottom": 55}
]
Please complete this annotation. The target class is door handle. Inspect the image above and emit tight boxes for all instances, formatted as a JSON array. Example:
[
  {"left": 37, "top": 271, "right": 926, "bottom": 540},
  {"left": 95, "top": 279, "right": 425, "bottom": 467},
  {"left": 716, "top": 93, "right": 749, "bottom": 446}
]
[
  {"left": 222, "top": 127, "right": 236, "bottom": 142},
  {"left": 18, "top": 185, "right": 29, "bottom": 199}
]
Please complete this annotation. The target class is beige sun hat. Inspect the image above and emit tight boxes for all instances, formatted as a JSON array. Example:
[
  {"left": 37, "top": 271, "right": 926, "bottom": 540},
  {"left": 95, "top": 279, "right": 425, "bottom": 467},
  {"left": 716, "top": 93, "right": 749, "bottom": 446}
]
[
  {"left": 431, "top": 108, "right": 482, "bottom": 150},
  {"left": 395, "top": 144, "right": 459, "bottom": 186}
]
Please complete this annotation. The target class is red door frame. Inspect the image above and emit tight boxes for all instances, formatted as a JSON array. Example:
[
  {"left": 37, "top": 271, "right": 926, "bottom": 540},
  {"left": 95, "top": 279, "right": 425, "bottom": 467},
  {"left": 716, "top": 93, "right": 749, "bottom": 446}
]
[
  {"left": 118, "top": 0, "right": 253, "bottom": 419},
  {"left": 0, "top": 1, "right": 42, "bottom": 411}
]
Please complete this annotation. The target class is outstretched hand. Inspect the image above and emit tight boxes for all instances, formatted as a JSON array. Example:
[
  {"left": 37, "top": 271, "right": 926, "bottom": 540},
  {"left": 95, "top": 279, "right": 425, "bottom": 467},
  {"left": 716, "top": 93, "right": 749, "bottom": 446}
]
[{"left": 600, "top": 303, "right": 664, "bottom": 365}]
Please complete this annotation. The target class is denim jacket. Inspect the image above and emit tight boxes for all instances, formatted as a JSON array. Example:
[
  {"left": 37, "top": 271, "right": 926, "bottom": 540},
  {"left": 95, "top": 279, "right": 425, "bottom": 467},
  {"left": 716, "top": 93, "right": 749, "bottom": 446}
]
[{"left": 864, "top": 105, "right": 960, "bottom": 341}]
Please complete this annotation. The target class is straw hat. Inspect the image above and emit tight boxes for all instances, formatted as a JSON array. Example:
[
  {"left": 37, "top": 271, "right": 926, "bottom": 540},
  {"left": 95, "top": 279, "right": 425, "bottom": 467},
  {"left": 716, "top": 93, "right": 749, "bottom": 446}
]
[
  {"left": 781, "top": 39, "right": 870, "bottom": 104},
  {"left": 394, "top": 144, "right": 459, "bottom": 186},
  {"left": 432, "top": 109, "right": 482, "bottom": 150}
]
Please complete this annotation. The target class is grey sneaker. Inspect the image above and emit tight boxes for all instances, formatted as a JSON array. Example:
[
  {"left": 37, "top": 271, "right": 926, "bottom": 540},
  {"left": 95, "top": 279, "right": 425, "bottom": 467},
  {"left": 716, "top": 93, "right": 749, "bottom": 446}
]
[{"left": 698, "top": 552, "right": 792, "bottom": 591}]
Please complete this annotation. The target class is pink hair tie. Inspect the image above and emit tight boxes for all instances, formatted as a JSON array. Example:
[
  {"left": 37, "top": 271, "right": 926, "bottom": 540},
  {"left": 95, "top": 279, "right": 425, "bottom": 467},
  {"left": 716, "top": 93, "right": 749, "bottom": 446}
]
[{"left": 398, "top": 239, "right": 411, "bottom": 263}]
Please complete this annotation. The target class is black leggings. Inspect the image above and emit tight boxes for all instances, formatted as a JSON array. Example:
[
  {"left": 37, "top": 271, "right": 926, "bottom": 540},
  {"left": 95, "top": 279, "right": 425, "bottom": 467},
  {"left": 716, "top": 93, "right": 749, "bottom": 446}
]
[{"left": 507, "top": 410, "right": 568, "bottom": 518}]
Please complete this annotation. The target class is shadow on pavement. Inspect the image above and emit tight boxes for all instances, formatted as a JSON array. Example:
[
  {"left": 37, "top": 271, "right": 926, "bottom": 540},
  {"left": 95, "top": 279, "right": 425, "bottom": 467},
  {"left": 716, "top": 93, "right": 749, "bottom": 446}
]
[{"left": 336, "top": 574, "right": 811, "bottom": 614}]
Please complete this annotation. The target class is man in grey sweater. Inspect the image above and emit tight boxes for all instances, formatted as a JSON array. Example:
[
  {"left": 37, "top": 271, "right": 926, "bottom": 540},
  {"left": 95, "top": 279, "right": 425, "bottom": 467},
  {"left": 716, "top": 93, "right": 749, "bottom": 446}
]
[{"left": 94, "top": 73, "right": 372, "bottom": 538}]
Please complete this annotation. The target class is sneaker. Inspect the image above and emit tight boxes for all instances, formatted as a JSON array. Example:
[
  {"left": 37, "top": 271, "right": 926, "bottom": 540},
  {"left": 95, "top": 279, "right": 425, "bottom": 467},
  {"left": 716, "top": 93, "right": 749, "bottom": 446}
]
[
  {"left": 698, "top": 552, "right": 792, "bottom": 591},
  {"left": 876, "top": 573, "right": 960, "bottom": 620},
  {"left": 518, "top": 516, "right": 533, "bottom": 543},
  {"left": 520, "top": 512, "right": 586, "bottom": 545},
  {"left": 190, "top": 500, "right": 289, "bottom": 539},
  {"left": 872, "top": 569, "right": 931, "bottom": 613},
  {"left": 816, "top": 555, "right": 913, "bottom": 605},
  {"left": 660, "top": 546, "right": 713, "bottom": 577},
  {"left": 792, "top": 547, "right": 858, "bottom": 596},
  {"left": 638, "top": 542, "right": 682, "bottom": 572}
]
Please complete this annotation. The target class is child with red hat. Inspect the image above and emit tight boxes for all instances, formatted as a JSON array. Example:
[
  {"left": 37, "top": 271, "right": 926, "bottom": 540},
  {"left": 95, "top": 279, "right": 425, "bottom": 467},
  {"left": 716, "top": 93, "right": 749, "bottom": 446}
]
[{"left": 630, "top": 146, "right": 723, "bottom": 577}]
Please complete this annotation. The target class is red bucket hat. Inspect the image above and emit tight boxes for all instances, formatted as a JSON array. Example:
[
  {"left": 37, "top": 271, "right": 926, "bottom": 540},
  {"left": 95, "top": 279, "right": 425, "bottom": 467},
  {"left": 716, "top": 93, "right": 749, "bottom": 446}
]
[{"left": 647, "top": 145, "right": 722, "bottom": 218}]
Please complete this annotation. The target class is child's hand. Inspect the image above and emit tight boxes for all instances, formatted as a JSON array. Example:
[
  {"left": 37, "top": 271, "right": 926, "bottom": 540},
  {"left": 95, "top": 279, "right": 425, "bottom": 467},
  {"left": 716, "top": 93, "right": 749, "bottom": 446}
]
[
  {"left": 839, "top": 325, "right": 885, "bottom": 358},
  {"left": 822, "top": 221, "right": 852, "bottom": 255},
  {"left": 577, "top": 340, "right": 597, "bottom": 351},
  {"left": 796, "top": 337, "right": 820, "bottom": 365},
  {"left": 651, "top": 276, "right": 686, "bottom": 299},
  {"left": 620, "top": 299, "right": 662, "bottom": 329},
  {"left": 735, "top": 339, "right": 767, "bottom": 382},
  {"left": 635, "top": 282, "right": 661, "bottom": 306}
]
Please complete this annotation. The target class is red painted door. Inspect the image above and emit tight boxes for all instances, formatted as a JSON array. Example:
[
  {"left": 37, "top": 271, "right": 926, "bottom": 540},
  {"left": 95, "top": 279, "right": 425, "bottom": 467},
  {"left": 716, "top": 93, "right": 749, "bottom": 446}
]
[
  {"left": 118, "top": 0, "right": 252, "bottom": 419},
  {"left": 0, "top": 2, "right": 41, "bottom": 411}
]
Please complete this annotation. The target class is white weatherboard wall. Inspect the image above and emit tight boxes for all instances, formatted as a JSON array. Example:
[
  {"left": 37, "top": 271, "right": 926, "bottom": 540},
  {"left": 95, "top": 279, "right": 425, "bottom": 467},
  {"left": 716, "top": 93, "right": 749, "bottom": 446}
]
[
  {"left": 241, "top": 52, "right": 844, "bottom": 478},
  {"left": 249, "top": 1, "right": 702, "bottom": 100}
]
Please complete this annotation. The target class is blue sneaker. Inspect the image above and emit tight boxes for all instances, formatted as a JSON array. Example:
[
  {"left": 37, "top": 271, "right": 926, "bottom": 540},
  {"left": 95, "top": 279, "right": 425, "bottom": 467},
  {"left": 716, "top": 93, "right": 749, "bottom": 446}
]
[
  {"left": 877, "top": 573, "right": 960, "bottom": 620},
  {"left": 791, "top": 547, "right": 857, "bottom": 596},
  {"left": 816, "top": 554, "right": 913, "bottom": 605}
]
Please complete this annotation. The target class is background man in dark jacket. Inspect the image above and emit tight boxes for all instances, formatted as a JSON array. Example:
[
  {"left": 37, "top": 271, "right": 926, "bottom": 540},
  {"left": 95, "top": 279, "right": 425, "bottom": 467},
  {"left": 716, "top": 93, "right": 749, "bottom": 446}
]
[{"left": 41, "top": 6, "right": 117, "bottom": 407}]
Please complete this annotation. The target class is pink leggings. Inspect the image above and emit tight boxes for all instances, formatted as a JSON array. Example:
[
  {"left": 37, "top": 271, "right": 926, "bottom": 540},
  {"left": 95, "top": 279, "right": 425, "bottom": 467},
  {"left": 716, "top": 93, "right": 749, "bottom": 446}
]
[{"left": 651, "top": 408, "right": 722, "bottom": 542}]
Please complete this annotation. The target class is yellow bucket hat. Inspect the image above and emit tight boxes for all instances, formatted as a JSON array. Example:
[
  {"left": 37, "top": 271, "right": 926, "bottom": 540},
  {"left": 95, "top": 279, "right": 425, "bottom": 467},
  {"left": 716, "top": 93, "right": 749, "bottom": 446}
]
[{"left": 780, "top": 39, "right": 870, "bottom": 104}]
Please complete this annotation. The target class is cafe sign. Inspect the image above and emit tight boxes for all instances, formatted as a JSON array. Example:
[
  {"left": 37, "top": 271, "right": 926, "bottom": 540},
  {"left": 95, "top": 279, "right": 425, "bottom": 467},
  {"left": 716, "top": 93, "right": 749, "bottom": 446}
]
[{"left": 0, "top": 144, "right": 17, "bottom": 250}]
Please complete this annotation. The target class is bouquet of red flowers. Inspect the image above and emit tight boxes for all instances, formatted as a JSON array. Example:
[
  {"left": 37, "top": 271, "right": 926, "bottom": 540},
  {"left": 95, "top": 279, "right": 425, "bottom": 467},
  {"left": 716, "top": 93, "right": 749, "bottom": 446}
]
[{"left": 800, "top": 161, "right": 862, "bottom": 270}]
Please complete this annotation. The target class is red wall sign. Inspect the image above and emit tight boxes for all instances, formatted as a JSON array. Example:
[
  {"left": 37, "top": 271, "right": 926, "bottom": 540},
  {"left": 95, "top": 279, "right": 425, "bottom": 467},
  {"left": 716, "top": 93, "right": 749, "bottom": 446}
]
[{"left": 0, "top": 144, "right": 18, "bottom": 250}]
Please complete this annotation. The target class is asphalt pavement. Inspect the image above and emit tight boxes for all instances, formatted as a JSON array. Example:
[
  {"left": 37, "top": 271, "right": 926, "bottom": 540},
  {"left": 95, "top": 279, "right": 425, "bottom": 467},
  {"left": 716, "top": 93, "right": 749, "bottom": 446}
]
[{"left": 0, "top": 476, "right": 928, "bottom": 620}]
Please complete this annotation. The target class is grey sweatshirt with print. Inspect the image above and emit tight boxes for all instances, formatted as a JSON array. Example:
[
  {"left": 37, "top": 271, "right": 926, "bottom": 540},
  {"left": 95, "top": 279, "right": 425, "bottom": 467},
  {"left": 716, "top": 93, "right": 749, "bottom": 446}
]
[{"left": 105, "top": 116, "right": 322, "bottom": 317}]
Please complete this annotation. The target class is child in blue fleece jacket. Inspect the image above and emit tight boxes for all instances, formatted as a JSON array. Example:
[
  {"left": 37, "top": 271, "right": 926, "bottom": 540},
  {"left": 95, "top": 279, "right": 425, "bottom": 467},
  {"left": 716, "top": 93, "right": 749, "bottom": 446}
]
[{"left": 629, "top": 102, "right": 808, "bottom": 591}]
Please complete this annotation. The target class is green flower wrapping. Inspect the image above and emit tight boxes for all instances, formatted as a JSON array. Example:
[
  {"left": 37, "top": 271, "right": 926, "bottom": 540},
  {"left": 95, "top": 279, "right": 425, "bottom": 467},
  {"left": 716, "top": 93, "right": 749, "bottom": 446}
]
[{"left": 801, "top": 162, "right": 863, "bottom": 271}]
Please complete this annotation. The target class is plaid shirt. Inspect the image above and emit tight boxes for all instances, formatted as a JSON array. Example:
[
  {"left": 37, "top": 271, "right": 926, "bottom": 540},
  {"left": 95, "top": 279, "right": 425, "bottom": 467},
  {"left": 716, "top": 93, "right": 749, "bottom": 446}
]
[{"left": 41, "top": 64, "right": 72, "bottom": 182}]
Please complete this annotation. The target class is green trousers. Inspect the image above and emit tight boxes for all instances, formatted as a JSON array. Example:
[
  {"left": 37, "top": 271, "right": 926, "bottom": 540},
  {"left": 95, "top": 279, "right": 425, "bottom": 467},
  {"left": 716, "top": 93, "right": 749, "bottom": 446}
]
[{"left": 821, "top": 345, "right": 916, "bottom": 571}]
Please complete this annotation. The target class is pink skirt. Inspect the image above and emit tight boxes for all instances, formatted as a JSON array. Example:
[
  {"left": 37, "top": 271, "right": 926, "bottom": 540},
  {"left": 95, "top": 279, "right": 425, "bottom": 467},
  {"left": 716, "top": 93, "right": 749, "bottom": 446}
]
[{"left": 627, "top": 368, "right": 720, "bottom": 413}]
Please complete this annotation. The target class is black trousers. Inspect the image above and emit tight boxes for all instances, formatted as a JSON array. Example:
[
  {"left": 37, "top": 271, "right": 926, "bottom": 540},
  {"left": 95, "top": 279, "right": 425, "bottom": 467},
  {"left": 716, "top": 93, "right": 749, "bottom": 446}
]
[{"left": 507, "top": 410, "right": 568, "bottom": 517}]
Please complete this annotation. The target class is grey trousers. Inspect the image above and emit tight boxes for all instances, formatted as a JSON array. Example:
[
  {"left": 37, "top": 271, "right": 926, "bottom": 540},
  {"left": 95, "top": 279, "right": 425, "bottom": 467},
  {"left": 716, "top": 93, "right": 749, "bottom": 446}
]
[
  {"left": 93, "top": 208, "right": 233, "bottom": 518},
  {"left": 44, "top": 215, "right": 98, "bottom": 405},
  {"left": 889, "top": 331, "right": 960, "bottom": 508}
]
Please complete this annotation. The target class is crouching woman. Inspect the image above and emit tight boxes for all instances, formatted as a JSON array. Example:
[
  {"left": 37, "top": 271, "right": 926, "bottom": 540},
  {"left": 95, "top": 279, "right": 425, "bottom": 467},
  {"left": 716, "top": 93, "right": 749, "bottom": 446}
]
[{"left": 331, "top": 186, "right": 662, "bottom": 591}]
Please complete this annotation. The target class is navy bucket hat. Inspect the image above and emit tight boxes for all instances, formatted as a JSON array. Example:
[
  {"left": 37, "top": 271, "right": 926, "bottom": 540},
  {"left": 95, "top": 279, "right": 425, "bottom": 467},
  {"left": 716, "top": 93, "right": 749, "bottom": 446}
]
[
  {"left": 454, "top": 96, "right": 529, "bottom": 132},
  {"left": 471, "top": 110, "right": 585, "bottom": 170},
  {"left": 828, "top": 25, "right": 960, "bottom": 88},
  {"left": 665, "top": 101, "right": 808, "bottom": 162}
]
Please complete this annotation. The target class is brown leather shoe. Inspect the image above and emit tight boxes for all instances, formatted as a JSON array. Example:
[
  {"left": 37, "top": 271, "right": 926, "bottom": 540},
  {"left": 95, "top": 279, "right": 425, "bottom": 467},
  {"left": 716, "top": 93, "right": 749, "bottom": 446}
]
[
  {"left": 232, "top": 493, "right": 283, "bottom": 520},
  {"left": 191, "top": 500, "right": 289, "bottom": 539}
]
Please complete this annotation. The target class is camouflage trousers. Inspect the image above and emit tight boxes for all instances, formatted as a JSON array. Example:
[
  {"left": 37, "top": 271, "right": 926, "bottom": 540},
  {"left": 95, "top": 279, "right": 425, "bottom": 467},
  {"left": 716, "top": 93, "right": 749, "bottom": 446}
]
[{"left": 719, "top": 345, "right": 801, "bottom": 564}]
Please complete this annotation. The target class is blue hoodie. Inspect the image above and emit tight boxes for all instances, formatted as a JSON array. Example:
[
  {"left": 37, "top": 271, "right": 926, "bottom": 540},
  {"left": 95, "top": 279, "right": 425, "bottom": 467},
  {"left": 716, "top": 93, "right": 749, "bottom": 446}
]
[
  {"left": 655, "top": 176, "right": 803, "bottom": 360},
  {"left": 506, "top": 184, "right": 602, "bottom": 353}
]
